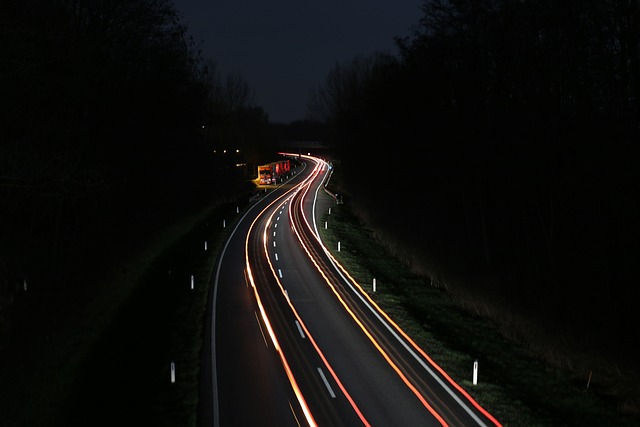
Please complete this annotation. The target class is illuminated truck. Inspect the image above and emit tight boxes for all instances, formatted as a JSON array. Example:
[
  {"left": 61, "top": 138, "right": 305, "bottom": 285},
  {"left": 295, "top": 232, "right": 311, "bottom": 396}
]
[{"left": 257, "top": 159, "right": 290, "bottom": 184}]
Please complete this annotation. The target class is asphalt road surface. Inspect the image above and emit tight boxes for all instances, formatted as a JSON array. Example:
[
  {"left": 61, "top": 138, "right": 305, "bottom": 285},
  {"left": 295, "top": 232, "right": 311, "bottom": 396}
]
[{"left": 200, "top": 154, "right": 503, "bottom": 427}]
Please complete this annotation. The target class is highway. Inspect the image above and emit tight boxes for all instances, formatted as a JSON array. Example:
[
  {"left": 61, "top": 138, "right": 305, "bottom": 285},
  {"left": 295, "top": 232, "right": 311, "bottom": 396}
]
[{"left": 201, "top": 154, "right": 503, "bottom": 426}]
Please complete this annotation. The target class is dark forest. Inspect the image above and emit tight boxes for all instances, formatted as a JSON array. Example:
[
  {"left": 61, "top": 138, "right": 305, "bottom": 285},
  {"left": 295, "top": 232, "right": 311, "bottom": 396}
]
[
  {"left": 0, "top": 0, "right": 273, "bottom": 313},
  {"left": 310, "top": 0, "right": 640, "bottom": 385},
  {"left": 2, "top": 0, "right": 640, "bottom": 424},
  {"left": 1, "top": 2, "right": 274, "bottom": 423}
]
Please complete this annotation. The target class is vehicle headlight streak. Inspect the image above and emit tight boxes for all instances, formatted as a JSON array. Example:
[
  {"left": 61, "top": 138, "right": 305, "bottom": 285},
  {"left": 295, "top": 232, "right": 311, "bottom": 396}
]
[
  {"left": 262, "top": 201, "right": 372, "bottom": 425},
  {"left": 290, "top": 154, "right": 503, "bottom": 427},
  {"left": 245, "top": 154, "right": 501, "bottom": 427},
  {"left": 284, "top": 172, "right": 444, "bottom": 426},
  {"left": 244, "top": 180, "right": 318, "bottom": 427},
  {"left": 244, "top": 158, "right": 368, "bottom": 427}
]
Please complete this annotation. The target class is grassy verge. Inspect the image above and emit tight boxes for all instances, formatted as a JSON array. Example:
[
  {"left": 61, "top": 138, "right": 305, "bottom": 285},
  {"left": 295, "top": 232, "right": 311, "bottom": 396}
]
[
  {"left": 319, "top": 175, "right": 637, "bottom": 426},
  {"left": 146, "top": 200, "right": 245, "bottom": 426},
  {"left": 57, "top": 197, "right": 249, "bottom": 427},
  {"left": 0, "top": 191, "right": 253, "bottom": 427}
]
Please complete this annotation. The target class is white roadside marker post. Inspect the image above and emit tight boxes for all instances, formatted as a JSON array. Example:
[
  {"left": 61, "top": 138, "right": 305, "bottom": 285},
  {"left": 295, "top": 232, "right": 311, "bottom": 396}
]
[
  {"left": 171, "top": 362, "right": 176, "bottom": 383},
  {"left": 473, "top": 359, "right": 478, "bottom": 385}
]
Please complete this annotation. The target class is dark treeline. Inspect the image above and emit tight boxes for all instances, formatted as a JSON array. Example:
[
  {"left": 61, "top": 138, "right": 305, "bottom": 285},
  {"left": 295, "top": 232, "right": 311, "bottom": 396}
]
[
  {"left": 271, "top": 119, "right": 331, "bottom": 142},
  {"left": 310, "top": 0, "right": 640, "bottom": 370},
  {"left": 0, "top": 1, "right": 274, "bottom": 328}
]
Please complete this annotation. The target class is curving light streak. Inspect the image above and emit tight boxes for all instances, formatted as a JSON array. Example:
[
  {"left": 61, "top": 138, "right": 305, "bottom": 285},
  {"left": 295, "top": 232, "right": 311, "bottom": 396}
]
[
  {"left": 324, "top": 252, "right": 503, "bottom": 426},
  {"left": 243, "top": 158, "right": 368, "bottom": 427},
  {"left": 262, "top": 202, "right": 372, "bottom": 427},
  {"left": 244, "top": 179, "right": 318, "bottom": 427},
  {"left": 288, "top": 173, "right": 449, "bottom": 426},
  {"left": 293, "top": 154, "right": 503, "bottom": 427}
]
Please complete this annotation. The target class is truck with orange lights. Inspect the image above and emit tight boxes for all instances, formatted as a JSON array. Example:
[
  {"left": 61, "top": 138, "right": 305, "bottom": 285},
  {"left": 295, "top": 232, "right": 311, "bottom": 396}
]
[{"left": 257, "top": 159, "right": 291, "bottom": 184}]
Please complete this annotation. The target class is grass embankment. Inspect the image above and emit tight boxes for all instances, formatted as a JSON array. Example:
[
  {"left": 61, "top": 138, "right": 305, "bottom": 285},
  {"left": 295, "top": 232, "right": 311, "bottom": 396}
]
[
  {"left": 0, "top": 193, "right": 246, "bottom": 427},
  {"left": 59, "top": 198, "right": 248, "bottom": 427},
  {"left": 320, "top": 176, "right": 638, "bottom": 426}
]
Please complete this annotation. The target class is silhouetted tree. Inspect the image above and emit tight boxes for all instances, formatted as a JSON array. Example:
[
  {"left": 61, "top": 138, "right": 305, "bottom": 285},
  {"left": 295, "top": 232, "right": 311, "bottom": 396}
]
[
  {"left": 0, "top": 0, "right": 264, "bottom": 313},
  {"left": 309, "top": 0, "right": 640, "bottom": 365}
]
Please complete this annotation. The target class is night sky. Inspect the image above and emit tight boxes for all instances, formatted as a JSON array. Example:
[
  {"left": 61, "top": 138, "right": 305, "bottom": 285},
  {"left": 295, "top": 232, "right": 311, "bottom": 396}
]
[{"left": 172, "top": 0, "right": 422, "bottom": 123}]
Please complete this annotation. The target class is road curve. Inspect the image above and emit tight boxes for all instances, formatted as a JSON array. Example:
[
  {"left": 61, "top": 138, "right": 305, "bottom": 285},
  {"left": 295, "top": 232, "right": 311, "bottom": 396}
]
[{"left": 201, "top": 154, "right": 503, "bottom": 427}]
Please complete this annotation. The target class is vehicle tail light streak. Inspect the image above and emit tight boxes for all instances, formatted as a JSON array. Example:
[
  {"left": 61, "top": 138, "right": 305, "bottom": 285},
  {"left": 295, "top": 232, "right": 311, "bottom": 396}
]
[
  {"left": 317, "top": 248, "right": 503, "bottom": 427},
  {"left": 288, "top": 180, "right": 449, "bottom": 426},
  {"left": 245, "top": 262, "right": 317, "bottom": 427},
  {"left": 244, "top": 179, "right": 320, "bottom": 427},
  {"left": 243, "top": 161, "right": 363, "bottom": 427},
  {"left": 291, "top": 155, "right": 504, "bottom": 427},
  {"left": 262, "top": 207, "right": 373, "bottom": 427}
]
